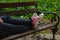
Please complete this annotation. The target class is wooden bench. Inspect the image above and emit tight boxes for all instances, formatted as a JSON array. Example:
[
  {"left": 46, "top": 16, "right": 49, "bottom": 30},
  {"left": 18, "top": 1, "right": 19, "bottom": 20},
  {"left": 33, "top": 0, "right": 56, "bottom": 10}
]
[
  {"left": 0, "top": 1, "right": 60, "bottom": 40},
  {"left": 0, "top": 2, "right": 38, "bottom": 16}
]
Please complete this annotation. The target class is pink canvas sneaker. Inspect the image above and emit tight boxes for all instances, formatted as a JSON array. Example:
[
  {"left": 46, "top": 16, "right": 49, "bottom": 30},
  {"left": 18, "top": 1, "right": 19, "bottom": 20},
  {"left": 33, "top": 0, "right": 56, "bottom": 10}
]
[
  {"left": 31, "top": 13, "right": 39, "bottom": 26},
  {"left": 31, "top": 13, "right": 44, "bottom": 29}
]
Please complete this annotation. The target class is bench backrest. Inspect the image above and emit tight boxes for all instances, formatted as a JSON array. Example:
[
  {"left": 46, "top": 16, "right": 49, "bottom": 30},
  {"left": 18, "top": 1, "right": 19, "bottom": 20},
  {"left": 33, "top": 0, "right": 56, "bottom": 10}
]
[{"left": 0, "top": 2, "right": 38, "bottom": 16}]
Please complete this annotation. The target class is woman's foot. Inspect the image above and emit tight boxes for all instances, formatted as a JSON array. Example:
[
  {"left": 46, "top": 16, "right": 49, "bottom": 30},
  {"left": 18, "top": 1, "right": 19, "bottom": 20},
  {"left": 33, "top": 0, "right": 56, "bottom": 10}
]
[
  {"left": 31, "top": 13, "right": 39, "bottom": 25},
  {"left": 31, "top": 13, "right": 44, "bottom": 29}
]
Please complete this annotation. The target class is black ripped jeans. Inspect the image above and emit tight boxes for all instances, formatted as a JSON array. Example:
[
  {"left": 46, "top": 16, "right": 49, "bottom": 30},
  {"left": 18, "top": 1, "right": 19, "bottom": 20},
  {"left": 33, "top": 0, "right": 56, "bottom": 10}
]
[{"left": 0, "top": 15, "right": 33, "bottom": 39}]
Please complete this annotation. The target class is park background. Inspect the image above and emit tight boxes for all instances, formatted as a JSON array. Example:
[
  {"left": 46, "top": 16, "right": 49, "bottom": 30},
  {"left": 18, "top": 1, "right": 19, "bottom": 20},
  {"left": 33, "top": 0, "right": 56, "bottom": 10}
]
[{"left": 0, "top": 0, "right": 60, "bottom": 36}]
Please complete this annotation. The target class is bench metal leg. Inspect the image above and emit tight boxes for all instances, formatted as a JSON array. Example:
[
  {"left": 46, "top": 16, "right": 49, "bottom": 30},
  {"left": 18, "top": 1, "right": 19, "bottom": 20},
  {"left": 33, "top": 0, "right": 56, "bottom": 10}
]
[{"left": 51, "top": 26, "right": 58, "bottom": 40}]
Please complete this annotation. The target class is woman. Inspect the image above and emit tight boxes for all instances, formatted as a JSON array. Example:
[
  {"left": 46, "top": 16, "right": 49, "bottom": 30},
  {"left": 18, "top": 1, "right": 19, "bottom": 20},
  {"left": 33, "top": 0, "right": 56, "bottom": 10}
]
[{"left": 0, "top": 13, "right": 44, "bottom": 39}]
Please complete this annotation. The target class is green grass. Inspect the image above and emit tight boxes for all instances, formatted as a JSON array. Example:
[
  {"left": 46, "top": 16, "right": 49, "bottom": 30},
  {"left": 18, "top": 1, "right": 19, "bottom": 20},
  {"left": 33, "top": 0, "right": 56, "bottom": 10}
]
[
  {"left": 0, "top": 0, "right": 60, "bottom": 15},
  {"left": 0, "top": 0, "right": 60, "bottom": 12},
  {"left": 0, "top": 0, "right": 34, "bottom": 2}
]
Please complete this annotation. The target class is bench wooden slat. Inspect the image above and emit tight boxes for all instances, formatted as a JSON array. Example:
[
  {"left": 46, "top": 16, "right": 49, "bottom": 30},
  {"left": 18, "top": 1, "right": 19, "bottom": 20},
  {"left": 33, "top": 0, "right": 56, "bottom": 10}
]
[
  {"left": 0, "top": 9, "right": 38, "bottom": 16},
  {"left": 2, "top": 23, "right": 54, "bottom": 40},
  {"left": 0, "top": 2, "right": 37, "bottom": 8}
]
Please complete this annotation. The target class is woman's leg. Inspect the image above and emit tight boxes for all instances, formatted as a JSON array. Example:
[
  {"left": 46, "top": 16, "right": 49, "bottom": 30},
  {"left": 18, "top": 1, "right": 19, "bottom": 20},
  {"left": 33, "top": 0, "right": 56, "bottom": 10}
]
[
  {"left": 8, "top": 18, "right": 32, "bottom": 25},
  {"left": 0, "top": 23, "right": 33, "bottom": 39},
  {"left": 1, "top": 13, "right": 43, "bottom": 26},
  {"left": 1, "top": 15, "right": 32, "bottom": 25}
]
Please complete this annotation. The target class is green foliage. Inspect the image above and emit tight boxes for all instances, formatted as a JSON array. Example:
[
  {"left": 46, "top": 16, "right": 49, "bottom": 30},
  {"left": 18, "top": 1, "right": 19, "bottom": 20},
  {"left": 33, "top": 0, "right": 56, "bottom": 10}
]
[
  {"left": 37, "top": 0, "right": 60, "bottom": 14},
  {"left": 0, "top": 0, "right": 34, "bottom": 2},
  {"left": 0, "top": 0, "right": 60, "bottom": 18},
  {"left": 0, "top": 0, "right": 60, "bottom": 12}
]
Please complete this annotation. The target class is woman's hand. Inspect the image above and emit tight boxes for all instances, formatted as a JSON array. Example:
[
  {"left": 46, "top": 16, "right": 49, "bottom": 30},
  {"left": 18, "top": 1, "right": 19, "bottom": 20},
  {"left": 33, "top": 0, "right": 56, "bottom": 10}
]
[{"left": 0, "top": 17, "right": 4, "bottom": 23}]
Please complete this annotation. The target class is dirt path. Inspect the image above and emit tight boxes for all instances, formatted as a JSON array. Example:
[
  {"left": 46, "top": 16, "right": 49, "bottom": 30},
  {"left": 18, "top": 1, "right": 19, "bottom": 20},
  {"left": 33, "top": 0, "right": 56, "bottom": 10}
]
[
  {"left": 15, "top": 34, "right": 60, "bottom": 40},
  {"left": 2, "top": 34, "right": 60, "bottom": 40}
]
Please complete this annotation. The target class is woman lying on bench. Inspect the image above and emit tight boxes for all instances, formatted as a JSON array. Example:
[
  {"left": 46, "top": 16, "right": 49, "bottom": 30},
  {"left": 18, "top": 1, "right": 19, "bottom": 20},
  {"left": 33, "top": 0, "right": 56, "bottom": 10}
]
[{"left": 0, "top": 13, "right": 44, "bottom": 39}]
